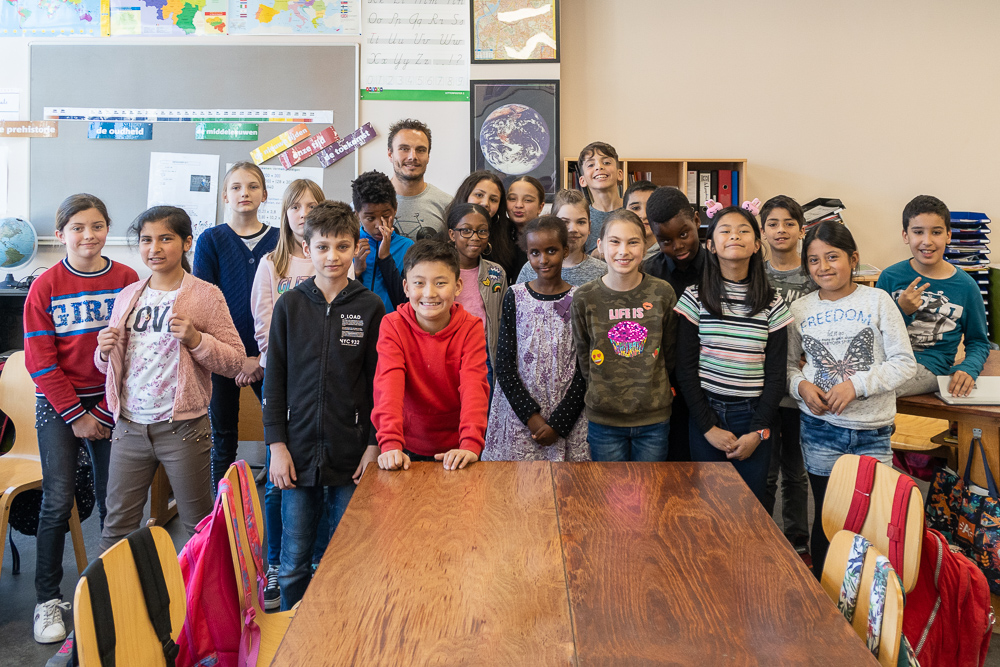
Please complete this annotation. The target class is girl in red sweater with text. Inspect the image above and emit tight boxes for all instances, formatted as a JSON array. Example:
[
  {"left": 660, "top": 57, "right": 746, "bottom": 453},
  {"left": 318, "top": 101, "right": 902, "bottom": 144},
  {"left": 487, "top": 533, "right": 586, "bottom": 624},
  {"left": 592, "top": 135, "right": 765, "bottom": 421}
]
[
  {"left": 373, "top": 240, "right": 490, "bottom": 471},
  {"left": 25, "top": 194, "right": 137, "bottom": 644}
]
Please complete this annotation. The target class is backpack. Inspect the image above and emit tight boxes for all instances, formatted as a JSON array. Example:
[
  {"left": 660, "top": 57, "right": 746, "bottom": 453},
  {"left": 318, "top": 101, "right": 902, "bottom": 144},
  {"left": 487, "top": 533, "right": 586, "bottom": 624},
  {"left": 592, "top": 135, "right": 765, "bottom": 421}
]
[
  {"left": 175, "top": 460, "right": 263, "bottom": 667},
  {"left": 903, "top": 528, "right": 993, "bottom": 667},
  {"left": 846, "top": 455, "right": 994, "bottom": 667}
]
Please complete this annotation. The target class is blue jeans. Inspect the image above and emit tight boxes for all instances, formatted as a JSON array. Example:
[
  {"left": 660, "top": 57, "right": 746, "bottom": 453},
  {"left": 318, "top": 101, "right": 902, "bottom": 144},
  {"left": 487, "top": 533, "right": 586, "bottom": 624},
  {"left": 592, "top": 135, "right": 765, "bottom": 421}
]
[
  {"left": 587, "top": 420, "right": 670, "bottom": 462},
  {"left": 799, "top": 412, "right": 892, "bottom": 476},
  {"left": 688, "top": 397, "right": 772, "bottom": 505},
  {"left": 35, "top": 396, "right": 111, "bottom": 603},
  {"left": 264, "top": 445, "right": 330, "bottom": 568},
  {"left": 279, "top": 483, "right": 354, "bottom": 610}
]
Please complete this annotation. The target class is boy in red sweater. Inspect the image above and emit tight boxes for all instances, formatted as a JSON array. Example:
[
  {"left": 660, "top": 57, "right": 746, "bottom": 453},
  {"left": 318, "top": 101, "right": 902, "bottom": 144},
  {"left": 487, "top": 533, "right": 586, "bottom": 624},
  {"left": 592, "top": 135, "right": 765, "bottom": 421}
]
[{"left": 374, "top": 240, "right": 490, "bottom": 471}]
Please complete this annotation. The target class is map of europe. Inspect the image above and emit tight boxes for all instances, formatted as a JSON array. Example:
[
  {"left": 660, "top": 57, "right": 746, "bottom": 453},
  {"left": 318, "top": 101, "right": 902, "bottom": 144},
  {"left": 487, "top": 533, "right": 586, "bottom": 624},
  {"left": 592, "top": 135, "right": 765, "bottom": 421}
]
[
  {"left": 229, "top": 0, "right": 358, "bottom": 35},
  {"left": 1, "top": 0, "right": 101, "bottom": 35},
  {"left": 473, "top": 0, "right": 556, "bottom": 61},
  {"left": 109, "top": 0, "right": 227, "bottom": 35}
]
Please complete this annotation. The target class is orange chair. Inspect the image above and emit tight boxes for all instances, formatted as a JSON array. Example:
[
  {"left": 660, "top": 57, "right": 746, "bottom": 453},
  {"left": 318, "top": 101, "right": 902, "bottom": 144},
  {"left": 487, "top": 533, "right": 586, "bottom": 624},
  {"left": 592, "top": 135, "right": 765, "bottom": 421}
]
[{"left": 0, "top": 351, "right": 87, "bottom": 583}]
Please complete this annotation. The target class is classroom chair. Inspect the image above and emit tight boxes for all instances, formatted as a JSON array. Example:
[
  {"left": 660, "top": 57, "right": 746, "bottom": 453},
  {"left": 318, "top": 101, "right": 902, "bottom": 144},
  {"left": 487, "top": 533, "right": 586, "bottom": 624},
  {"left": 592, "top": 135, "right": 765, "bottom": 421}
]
[
  {"left": 73, "top": 525, "right": 186, "bottom": 666},
  {"left": 221, "top": 461, "right": 294, "bottom": 666},
  {"left": 821, "top": 529, "right": 905, "bottom": 667},
  {"left": 0, "top": 351, "right": 87, "bottom": 583},
  {"left": 890, "top": 414, "right": 957, "bottom": 469},
  {"left": 822, "top": 454, "right": 924, "bottom": 592}
]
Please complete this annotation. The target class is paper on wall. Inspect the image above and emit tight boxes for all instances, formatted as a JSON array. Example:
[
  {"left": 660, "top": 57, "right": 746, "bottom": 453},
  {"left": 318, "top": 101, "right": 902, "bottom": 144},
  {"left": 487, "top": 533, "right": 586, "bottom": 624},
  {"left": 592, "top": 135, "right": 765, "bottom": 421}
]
[
  {"left": 0, "top": 90, "right": 19, "bottom": 121},
  {"left": 223, "top": 164, "right": 324, "bottom": 228},
  {"left": 0, "top": 147, "right": 8, "bottom": 217},
  {"left": 147, "top": 152, "right": 220, "bottom": 242}
]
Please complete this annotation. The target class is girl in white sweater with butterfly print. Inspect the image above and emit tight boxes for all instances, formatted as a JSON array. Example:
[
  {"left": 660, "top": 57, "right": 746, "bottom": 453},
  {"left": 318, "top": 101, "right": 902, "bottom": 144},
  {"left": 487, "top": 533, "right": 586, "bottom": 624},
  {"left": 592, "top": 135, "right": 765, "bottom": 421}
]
[{"left": 786, "top": 222, "right": 916, "bottom": 578}]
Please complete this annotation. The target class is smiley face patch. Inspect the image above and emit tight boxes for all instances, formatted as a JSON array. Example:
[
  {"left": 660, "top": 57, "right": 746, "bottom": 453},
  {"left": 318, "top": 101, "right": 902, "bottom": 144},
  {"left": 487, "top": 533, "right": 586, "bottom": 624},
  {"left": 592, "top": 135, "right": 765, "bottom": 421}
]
[{"left": 591, "top": 349, "right": 604, "bottom": 365}]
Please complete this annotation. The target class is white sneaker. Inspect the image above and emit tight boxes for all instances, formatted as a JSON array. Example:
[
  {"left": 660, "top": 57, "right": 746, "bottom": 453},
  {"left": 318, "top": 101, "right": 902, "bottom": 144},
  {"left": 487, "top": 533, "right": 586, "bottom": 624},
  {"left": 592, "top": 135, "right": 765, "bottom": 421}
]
[{"left": 34, "top": 599, "right": 71, "bottom": 644}]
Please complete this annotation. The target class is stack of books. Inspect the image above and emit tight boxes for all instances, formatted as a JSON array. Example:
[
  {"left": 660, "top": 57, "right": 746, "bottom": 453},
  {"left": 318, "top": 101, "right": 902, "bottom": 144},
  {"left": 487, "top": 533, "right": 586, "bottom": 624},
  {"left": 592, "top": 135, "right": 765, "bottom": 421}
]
[
  {"left": 948, "top": 212, "right": 991, "bottom": 335},
  {"left": 801, "top": 198, "right": 846, "bottom": 231}
]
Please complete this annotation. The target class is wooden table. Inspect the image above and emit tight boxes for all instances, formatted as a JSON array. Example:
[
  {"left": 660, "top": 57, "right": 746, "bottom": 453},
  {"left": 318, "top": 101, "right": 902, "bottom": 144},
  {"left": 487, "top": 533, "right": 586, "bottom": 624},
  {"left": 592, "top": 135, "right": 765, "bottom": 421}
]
[{"left": 271, "top": 462, "right": 875, "bottom": 666}]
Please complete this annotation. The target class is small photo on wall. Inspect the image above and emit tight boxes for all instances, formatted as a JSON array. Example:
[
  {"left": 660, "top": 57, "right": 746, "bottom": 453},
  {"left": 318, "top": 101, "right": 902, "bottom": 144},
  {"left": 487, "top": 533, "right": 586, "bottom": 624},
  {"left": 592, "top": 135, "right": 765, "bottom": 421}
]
[{"left": 470, "top": 79, "right": 559, "bottom": 202}]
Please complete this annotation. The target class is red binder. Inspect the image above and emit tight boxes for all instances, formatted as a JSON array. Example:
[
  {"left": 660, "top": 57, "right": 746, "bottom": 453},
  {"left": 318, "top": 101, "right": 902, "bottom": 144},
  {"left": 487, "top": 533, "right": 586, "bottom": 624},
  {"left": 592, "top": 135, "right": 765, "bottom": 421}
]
[{"left": 718, "top": 170, "right": 732, "bottom": 207}]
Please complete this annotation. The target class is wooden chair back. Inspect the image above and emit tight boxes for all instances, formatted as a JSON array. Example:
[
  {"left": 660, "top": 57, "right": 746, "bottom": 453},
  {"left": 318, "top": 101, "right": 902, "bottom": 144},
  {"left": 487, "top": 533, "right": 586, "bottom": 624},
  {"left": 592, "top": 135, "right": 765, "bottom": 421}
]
[
  {"left": 73, "top": 526, "right": 186, "bottom": 667},
  {"left": 821, "top": 530, "right": 904, "bottom": 667},
  {"left": 0, "top": 351, "right": 40, "bottom": 458},
  {"left": 822, "top": 454, "right": 923, "bottom": 592},
  {"left": 238, "top": 385, "right": 264, "bottom": 442}
]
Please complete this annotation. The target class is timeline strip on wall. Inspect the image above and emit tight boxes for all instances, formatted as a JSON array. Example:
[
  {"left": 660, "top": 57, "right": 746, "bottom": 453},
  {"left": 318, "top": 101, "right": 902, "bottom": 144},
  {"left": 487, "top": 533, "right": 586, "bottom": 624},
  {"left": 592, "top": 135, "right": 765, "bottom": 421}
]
[{"left": 43, "top": 108, "right": 334, "bottom": 123}]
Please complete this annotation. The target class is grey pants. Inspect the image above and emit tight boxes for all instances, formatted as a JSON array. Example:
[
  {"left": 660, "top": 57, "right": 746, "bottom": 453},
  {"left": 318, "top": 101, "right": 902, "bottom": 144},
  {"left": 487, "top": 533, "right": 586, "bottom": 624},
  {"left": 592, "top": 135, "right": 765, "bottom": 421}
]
[
  {"left": 99, "top": 415, "right": 213, "bottom": 553},
  {"left": 895, "top": 363, "right": 939, "bottom": 398}
]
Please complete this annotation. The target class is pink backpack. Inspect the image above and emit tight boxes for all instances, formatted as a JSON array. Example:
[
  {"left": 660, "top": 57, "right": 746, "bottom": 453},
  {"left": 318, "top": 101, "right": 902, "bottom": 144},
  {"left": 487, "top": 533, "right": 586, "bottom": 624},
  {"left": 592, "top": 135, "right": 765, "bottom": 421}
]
[{"left": 175, "top": 461, "right": 263, "bottom": 667}]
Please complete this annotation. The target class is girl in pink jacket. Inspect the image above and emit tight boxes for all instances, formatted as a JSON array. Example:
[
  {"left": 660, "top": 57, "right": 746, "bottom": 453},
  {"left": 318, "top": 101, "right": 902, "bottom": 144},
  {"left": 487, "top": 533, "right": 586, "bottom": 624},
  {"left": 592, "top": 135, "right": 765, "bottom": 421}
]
[{"left": 95, "top": 206, "right": 245, "bottom": 552}]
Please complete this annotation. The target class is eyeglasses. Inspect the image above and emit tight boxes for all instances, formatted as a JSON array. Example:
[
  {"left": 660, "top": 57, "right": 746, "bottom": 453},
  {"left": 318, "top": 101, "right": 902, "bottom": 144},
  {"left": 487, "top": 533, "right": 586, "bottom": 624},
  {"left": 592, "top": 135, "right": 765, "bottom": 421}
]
[{"left": 454, "top": 228, "right": 490, "bottom": 239}]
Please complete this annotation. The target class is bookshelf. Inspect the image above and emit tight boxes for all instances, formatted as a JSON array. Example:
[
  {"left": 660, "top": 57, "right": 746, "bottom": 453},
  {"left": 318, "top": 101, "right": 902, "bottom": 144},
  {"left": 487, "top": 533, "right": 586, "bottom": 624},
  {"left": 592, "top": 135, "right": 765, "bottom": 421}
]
[{"left": 562, "top": 158, "right": 748, "bottom": 206}]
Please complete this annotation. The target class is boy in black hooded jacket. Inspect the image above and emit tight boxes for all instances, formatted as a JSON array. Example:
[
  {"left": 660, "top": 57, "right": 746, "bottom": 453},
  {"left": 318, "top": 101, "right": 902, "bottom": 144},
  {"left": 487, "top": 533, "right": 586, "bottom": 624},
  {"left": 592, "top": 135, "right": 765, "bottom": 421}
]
[{"left": 263, "top": 200, "right": 385, "bottom": 610}]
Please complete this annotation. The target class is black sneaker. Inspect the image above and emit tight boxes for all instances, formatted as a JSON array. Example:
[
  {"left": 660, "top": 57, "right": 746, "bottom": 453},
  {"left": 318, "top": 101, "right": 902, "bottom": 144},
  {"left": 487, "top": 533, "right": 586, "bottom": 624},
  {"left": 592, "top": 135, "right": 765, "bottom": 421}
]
[{"left": 263, "top": 565, "right": 280, "bottom": 611}]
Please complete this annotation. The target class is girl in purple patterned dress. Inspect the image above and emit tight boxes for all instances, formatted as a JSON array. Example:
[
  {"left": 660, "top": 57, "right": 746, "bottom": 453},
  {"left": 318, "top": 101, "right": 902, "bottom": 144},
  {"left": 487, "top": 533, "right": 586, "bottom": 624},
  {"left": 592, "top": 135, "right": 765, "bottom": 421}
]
[{"left": 482, "top": 216, "right": 590, "bottom": 462}]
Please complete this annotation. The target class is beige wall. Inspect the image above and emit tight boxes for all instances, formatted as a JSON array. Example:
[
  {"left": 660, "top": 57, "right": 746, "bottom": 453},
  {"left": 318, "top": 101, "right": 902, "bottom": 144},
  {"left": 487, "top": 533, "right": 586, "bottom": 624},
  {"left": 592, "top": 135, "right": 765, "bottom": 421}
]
[{"left": 560, "top": 0, "right": 1000, "bottom": 269}]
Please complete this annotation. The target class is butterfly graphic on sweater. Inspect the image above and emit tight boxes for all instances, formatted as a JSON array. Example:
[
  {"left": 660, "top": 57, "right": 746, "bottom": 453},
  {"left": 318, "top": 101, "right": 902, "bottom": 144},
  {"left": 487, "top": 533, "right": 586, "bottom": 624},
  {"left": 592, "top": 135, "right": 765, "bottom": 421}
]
[{"left": 802, "top": 328, "right": 875, "bottom": 392}]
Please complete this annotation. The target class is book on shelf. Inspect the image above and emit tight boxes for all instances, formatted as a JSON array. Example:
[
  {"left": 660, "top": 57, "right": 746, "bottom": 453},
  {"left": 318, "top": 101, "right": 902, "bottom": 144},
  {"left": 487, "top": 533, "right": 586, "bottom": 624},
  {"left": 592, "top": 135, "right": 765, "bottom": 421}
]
[
  {"left": 687, "top": 170, "right": 697, "bottom": 203},
  {"left": 698, "top": 172, "right": 711, "bottom": 206},
  {"left": 718, "top": 170, "right": 732, "bottom": 207},
  {"left": 946, "top": 211, "right": 991, "bottom": 268},
  {"left": 731, "top": 170, "right": 739, "bottom": 207}
]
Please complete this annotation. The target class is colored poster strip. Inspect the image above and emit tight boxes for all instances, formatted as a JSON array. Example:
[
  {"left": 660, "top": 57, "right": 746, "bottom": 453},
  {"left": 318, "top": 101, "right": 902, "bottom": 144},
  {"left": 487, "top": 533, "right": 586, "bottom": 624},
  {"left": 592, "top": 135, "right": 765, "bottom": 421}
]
[
  {"left": 277, "top": 126, "right": 341, "bottom": 169},
  {"left": 315, "top": 122, "right": 377, "bottom": 168},
  {"left": 250, "top": 124, "right": 311, "bottom": 165},
  {"left": 44, "top": 108, "right": 334, "bottom": 124},
  {"left": 195, "top": 122, "right": 259, "bottom": 141},
  {"left": 360, "top": 88, "right": 470, "bottom": 102},
  {"left": 88, "top": 121, "right": 153, "bottom": 140},
  {"left": 0, "top": 121, "right": 58, "bottom": 138}
]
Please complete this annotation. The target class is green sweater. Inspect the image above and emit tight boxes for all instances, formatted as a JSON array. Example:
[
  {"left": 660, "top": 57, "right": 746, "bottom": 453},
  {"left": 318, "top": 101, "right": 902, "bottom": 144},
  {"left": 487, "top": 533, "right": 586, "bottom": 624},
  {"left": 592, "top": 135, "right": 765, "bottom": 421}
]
[{"left": 571, "top": 274, "right": 677, "bottom": 427}]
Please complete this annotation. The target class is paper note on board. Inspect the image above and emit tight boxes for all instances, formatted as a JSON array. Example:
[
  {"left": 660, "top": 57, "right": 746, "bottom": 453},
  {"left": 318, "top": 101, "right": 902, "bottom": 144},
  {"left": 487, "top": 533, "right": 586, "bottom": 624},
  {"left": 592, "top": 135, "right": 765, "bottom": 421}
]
[
  {"left": 223, "top": 163, "right": 323, "bottom": 228},
  {"left": 0, "top": 147, "right": 8, "bottom": 217},
  {"left": 147, "top": 152, "right": 220, "bottom": 242},
  {"left": 0, "top": 90, "right": 19, "bottom": 121}
]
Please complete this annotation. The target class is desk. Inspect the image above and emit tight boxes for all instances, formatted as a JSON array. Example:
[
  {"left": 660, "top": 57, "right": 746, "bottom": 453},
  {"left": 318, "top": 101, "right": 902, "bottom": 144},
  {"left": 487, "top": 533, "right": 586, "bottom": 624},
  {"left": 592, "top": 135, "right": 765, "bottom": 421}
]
[{"left": 271, "top": 462, "right": 875, "bottom": 666}]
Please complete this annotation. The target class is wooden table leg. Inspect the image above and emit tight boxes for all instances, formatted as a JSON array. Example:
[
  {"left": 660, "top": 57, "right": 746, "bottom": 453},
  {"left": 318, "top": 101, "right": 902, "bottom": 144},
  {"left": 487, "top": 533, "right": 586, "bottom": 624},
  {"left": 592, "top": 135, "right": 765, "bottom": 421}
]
[
  {"left": 148, "top": 464, "right": 177, "bottom": 527},
  {"left": 954, "top": 417, "right": 1000, "bottom": 633},
  {"left": 68, "top": 500, "right": 87, "bottom": 574}
]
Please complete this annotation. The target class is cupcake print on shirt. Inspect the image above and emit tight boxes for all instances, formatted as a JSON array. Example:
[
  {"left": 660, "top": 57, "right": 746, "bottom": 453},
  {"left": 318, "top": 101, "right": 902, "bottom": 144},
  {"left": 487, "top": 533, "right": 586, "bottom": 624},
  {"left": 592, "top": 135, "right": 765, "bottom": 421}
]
[{"left": 608, "top": 321, "right": 648, "bottom": 358}]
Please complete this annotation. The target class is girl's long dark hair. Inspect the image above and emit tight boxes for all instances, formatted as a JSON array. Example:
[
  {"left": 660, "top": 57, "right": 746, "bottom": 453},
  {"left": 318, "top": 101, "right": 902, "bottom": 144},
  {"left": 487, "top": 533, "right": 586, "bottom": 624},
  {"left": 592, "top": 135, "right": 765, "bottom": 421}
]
[
  {"left": 802, "top": 220, "right": 859, "bottom": 281},
  {"left": 447, "top": 170, "right": 515, "bottom": 270},
  {"left": 129, "top": 205, "right": 194, "bottom": 273},
  {"left": 700, "top": 206, "right": 773, "bottom": 317}
]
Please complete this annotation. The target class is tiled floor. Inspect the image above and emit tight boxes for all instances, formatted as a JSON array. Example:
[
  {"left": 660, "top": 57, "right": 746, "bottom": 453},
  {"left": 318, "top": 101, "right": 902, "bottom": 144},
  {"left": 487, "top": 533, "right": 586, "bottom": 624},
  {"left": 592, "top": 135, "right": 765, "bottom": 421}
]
[{"left": 1, "top": 460, "right": 999, "bottom": 666}]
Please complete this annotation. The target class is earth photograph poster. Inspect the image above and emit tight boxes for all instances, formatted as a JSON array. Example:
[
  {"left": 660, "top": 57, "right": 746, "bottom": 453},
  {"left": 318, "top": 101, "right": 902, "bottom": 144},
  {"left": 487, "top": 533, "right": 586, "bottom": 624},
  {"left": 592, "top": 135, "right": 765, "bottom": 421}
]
[{"left": 471, "top": 79, "right": 559, "bottom": 202}]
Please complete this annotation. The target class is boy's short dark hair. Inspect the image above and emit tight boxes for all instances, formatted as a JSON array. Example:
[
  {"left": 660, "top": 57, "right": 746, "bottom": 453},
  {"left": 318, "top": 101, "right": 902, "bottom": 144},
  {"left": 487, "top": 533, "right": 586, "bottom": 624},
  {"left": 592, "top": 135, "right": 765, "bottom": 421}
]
[
  {"left": 760, "top": 195, "right": 806, "bottom": 229},
  {"left": 351, "top": 170, "right": 398, "bottom": 212},
  {"left": 645, "top": 186, "right": 697, "bottom": 228},
  {"left": 623, "top": 180, "right": 657, "bottom": 210},
  {"left": 524, "top": 214, "right": 569, "bottom": 248},
  {"left": 387, "top": 118, "right": 432, "bottom": 152},
  {"left": 902, "top": 195, "right": 950, "bottom": 231},
  {"left": 403, "top": 239, "right": 460, "bottom": 280},
  {"left": 304, "top": 200, "right": 360, "bottom": 245},
  {"left": 577, "top": 141, "right": 619, "bottom": 173}
]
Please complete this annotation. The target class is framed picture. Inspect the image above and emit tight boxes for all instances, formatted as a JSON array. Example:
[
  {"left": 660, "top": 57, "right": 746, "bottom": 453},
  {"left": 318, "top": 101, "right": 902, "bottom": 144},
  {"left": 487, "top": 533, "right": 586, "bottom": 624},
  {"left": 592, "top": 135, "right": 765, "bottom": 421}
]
[
  {"left": 471, "top": 0, "right": 559, "bottom": 63},
  {"left": 470, "top": 79, "right": 560, "bottom": 202}
]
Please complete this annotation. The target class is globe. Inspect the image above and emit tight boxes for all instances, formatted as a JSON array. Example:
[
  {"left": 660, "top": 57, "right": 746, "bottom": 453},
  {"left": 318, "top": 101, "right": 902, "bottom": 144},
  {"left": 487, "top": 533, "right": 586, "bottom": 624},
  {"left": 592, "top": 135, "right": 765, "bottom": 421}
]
[
  {"left": 479, "top": 103, "right": 551, "bottom": 176},
  {"left": 0, "top": 217, "right": 38, "bottom": 270}
]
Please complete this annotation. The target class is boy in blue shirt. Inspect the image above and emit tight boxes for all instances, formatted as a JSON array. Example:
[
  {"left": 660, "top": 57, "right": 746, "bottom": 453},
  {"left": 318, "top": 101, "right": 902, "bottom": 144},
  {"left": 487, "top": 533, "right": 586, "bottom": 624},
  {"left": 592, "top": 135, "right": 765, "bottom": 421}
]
[
  {"left": 351, "top": 170, "right": 414, "bottom": 313},
  {"left": 876, "top": 195, "right": 989, "bottom": 397}
]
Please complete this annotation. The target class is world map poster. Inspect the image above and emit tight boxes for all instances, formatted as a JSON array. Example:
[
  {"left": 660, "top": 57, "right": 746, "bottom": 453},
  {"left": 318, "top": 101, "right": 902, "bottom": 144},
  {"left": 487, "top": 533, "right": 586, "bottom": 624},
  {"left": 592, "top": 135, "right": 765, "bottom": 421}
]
[
  {"left": 229, "top": 0, "right": 358, "bottom": 34},
  {"left": 1, "top": 0, "right": 102, "bottom": 35},
  {"left": 109, "top": 0, "right": 227, "bottom": 35},
  {"left": 472, "top": 0, "right": 557, "bottom": 63}
]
